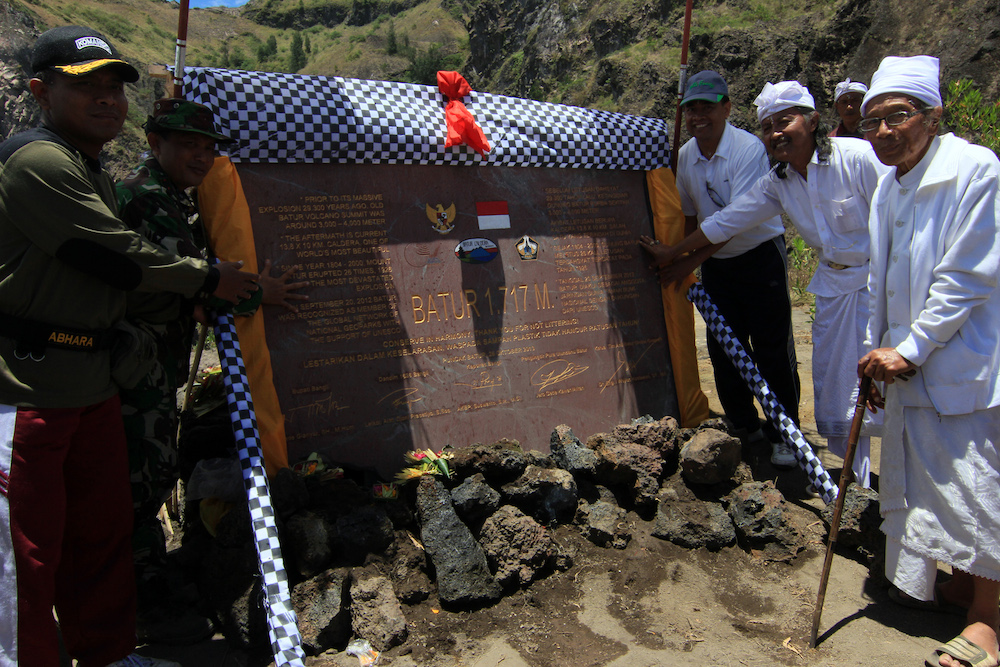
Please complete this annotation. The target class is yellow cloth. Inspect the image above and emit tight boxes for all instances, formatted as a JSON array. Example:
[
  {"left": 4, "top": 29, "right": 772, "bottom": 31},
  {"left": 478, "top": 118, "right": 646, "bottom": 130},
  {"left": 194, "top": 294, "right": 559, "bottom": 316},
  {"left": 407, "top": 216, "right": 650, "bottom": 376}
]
[
  {"left": 197, "top": 156, "right": 289, "bottom": 476},
  {"left": 646, "top": 167, "right": 710, "bottom": 427}
]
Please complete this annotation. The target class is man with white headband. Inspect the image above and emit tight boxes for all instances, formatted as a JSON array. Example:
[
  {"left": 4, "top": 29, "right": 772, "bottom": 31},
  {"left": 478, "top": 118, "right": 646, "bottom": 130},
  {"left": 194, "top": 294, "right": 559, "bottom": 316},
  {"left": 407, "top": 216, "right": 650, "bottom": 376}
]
[
  {"left": 829, "top": 77, "right": 868, "bottom": 139},
  {"left": 857, "top": 54, "right": 1000, "bottom": 667},
  {"left": 642, "top": 80, "right": 887, "bottom": 492},
  {"left": 641, "top": 71, "right": 800, "bottom": 469}
]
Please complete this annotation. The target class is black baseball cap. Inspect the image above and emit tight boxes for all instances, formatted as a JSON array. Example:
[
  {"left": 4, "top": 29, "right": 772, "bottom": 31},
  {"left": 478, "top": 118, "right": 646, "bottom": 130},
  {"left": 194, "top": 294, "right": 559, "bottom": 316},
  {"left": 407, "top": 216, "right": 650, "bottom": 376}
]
[
  {"left": 31, "top": 25, "right": 139, "bottom": 83},
  {"left": 682, "top": 71, "right": 728, "bottom": 105}
]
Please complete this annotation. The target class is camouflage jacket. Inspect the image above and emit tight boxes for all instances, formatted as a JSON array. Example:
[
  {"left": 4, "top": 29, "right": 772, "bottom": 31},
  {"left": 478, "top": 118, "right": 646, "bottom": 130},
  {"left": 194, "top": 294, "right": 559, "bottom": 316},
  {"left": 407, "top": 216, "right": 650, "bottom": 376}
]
[
  {"left": 117, "top": 157, "right": 261, "bottom": 327},
  {"left": 117, "top": 157, "right": 209, "bottom": 327}
]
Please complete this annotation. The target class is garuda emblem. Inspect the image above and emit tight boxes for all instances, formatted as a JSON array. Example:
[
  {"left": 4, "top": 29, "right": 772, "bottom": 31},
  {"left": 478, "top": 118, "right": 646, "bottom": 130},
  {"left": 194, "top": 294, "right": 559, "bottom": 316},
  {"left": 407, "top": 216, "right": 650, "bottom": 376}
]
[{"left": 426, "top": 203, "right": 456, "bottom": 234}]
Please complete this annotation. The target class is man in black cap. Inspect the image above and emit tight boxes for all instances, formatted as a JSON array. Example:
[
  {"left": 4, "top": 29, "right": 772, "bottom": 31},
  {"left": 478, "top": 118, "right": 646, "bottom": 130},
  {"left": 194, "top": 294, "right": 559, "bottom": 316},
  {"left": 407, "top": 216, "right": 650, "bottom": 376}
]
[
  {"left": 116, "top": 98, "right": 306, "bottom": 645},
  {"left": 642, "top": 70, "right": 800, "bottom": 468},
  {"left": 0, "top": 25, "right": 259, "bottom": 667}
]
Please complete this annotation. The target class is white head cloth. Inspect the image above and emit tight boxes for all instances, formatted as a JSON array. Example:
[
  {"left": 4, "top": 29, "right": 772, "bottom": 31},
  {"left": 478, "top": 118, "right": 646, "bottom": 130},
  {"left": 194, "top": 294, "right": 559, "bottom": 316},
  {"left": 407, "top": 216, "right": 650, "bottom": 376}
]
[
  {"left": 754, "top": 81, "right": 816, "bottom": 123},
  {"left": 862, "top": 55, "right": 941, "bottom": 113},
  {"left": 834, "top": 78, "right": 868, "bottom": 101}
]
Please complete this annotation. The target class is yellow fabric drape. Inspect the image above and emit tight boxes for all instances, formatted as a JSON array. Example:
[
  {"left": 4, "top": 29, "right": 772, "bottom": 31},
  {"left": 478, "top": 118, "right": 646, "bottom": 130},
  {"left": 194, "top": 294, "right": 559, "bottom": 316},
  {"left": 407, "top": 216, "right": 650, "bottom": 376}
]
[
  {"left": 197, "top": 156, "right": 289, "bottom": 477},
  {"left": 646, "top": 167, "right": 710, "bottom": 427}
]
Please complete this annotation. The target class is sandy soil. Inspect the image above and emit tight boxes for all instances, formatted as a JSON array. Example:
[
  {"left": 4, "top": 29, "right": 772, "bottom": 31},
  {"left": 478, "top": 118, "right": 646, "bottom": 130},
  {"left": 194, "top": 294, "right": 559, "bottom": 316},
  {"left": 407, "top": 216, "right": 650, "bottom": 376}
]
[{"left": 140, "top": 305, "right": 955, "bottom": 667}]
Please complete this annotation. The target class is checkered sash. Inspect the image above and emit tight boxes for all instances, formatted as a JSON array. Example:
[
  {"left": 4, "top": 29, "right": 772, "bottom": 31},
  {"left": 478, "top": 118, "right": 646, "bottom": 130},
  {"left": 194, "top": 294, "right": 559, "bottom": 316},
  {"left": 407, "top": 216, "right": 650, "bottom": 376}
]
[
  {"left": 212, "top": 308, "right": 306, "bottom": 666},
  {"left": 687, "top": 283, "right": 838, "bottom": 504}
]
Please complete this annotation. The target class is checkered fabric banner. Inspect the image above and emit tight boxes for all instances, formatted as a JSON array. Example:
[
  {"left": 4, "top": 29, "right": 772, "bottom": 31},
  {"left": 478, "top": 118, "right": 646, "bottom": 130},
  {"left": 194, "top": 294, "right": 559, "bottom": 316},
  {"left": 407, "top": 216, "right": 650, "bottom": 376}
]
[
  {"left": 181, "top": 67, "right": 671, "bottom": 169},
  {"left": 212, "top": 309, "right": 305, "bottom": 666},
  {"left": 687, "top": 283, "right": 838, "bottom": 504}
]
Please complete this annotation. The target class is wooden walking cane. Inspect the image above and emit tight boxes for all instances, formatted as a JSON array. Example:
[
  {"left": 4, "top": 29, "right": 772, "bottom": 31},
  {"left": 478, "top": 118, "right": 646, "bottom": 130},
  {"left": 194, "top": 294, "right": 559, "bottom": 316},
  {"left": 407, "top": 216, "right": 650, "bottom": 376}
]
[{"left": 810, "top": 374, "right": 874, "bottom": 647}]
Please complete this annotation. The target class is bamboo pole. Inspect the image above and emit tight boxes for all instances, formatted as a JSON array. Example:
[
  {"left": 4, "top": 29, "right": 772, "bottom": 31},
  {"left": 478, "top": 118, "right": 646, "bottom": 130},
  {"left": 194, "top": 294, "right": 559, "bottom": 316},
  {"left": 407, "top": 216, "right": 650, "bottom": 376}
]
[
  {"left": 171, "top": 0, "right": 191, "bottom": 98},
  {"left": 671, "top": 0, "right": 694, "bottom": 173}
]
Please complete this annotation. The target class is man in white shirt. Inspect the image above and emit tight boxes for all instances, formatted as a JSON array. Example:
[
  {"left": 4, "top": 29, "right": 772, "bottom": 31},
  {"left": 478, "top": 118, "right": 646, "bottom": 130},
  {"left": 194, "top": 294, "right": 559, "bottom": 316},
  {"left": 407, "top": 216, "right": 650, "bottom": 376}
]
[
  {"left": 829, "top": 77, "right": 867, "bottom": 139},
  {"left": 663, "top": 70, "right": 800, "bottom": 468},
  {"left": 642, "top": 81, "right": 886, "bottom": 488},
  {"left": 857, "top": 55, "right": 1000, "bottom": 667}
]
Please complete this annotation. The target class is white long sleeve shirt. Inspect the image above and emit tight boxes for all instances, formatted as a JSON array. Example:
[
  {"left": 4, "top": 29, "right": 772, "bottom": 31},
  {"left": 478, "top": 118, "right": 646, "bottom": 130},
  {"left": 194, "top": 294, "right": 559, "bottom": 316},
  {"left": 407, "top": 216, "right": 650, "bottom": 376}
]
[
  {"left": 867, "top": 133, "right": 1000, "bottom": 414},
  {"left": 700, "top": 137, "right": 887, "bottom": 297},
  {"left": 675, "top": 122, "right": 783, "bottom": 259}
]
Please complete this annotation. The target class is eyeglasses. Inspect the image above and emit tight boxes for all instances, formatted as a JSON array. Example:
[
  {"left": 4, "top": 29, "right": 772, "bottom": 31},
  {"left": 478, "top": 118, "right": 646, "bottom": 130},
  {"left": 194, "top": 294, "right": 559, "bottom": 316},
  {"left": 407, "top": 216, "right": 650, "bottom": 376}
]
[
  {"left": 706, "top": 182, "right": 726, "bottom": 208},
  {"left": 858, "top": 109, "right": 927, "bottom": 133}
]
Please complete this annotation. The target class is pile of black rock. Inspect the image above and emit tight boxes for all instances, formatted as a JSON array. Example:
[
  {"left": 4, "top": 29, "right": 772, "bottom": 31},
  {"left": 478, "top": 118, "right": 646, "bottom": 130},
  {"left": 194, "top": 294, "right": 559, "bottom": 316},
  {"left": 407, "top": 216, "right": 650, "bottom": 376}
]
[{"left": 171, "top": 414, "right": 882, "bottom": 658}]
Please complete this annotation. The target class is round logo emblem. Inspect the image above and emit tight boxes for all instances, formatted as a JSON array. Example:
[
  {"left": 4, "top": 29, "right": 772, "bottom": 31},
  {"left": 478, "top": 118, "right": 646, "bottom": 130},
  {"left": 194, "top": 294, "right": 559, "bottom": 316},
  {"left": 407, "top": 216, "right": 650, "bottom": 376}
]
[{"left": 455, "top": 238, "right": 499, "bottom": 264}]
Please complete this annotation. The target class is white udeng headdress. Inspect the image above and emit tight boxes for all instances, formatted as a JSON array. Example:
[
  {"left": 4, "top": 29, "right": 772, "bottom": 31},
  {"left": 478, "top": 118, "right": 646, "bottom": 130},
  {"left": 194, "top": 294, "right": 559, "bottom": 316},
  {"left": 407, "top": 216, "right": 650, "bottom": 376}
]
[
  {"left": 754, "top": 81, "right": 816, "bottom": 123},
  {"left": 834, "top": 78, "right": 868, "bottom": 101},
  {"left": 862, "top": 55, "right": 941, "bottom": 114}
]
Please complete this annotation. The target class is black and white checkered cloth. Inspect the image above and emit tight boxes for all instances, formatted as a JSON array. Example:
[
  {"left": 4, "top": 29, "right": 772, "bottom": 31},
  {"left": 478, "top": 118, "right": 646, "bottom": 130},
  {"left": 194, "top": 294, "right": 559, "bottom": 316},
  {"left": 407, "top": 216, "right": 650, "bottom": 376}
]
[
  {"left": 181, "top": 67, "right": 671, "bottom": 169},
  {"left": 687, "top": 284, "right": 838, "bottom": 504},
  {"left": 212, "top": 309, "right": 305, "bottom": 666}
]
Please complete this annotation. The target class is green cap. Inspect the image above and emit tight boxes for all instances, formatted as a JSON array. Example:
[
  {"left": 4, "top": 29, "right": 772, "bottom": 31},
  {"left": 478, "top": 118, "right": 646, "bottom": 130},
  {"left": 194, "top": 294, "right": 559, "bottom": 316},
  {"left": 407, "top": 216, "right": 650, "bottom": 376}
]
[{"left": 144, "top": 98, "right": 233, "bottom": 143}]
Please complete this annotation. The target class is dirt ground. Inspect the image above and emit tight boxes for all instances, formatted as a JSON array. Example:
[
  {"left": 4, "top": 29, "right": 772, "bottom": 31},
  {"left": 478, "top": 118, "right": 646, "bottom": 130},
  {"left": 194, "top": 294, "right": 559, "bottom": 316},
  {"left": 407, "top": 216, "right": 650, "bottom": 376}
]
[{"left": 140, "top": 305, "right": 957, "bottom": 667}]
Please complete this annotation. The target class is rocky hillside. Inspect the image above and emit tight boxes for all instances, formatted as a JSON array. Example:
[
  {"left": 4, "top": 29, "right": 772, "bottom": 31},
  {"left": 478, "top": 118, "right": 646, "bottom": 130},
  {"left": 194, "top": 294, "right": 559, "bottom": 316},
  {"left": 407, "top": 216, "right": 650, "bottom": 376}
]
[{"left": 1, "top": 0, "right": 998, "bottom": 176}]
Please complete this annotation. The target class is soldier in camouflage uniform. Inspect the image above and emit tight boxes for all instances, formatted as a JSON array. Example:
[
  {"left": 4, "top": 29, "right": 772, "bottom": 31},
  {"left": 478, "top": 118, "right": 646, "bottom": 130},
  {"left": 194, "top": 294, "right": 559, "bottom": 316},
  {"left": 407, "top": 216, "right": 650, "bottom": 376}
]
[{"left": 117, "top": 98, "right": 262, "bottom": 644}]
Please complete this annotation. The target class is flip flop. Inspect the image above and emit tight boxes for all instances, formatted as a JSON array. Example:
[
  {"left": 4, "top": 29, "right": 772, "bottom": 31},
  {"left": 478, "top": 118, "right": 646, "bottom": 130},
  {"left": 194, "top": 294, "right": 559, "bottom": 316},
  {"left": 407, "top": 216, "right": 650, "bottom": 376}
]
[
  {"left": 925, "top": 635, "right": 999, "bottom": 667},
  {"left": 889, "top": 586, "right": 966, "bottom": 616}
]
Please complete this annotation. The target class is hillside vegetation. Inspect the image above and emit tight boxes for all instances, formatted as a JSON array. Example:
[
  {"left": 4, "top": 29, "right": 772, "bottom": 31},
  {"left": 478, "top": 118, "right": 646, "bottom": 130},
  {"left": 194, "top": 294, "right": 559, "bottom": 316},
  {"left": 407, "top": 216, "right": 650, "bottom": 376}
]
[{"left": 2, "top": 0, "right": 999, "bottom": 176}]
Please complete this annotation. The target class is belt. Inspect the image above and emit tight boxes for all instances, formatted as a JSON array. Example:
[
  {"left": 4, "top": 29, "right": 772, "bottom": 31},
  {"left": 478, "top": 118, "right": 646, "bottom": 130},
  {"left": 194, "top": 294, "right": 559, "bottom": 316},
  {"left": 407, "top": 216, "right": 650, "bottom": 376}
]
[
  {"left": 826, "top": 261, "right": 855, "bottom": 270},
  {"left": 0, "top": 313, "right": 116, "bottom": 361}
]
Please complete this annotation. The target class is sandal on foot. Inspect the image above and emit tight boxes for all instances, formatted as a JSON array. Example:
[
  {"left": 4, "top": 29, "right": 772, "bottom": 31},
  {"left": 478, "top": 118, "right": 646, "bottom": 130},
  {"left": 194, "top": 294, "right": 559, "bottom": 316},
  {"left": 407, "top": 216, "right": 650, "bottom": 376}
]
[
  {"left": 925, "top": 635, "right": 999, "bottom": 667},
  {"left": 889, "top": 586, "right": 965, "bottom": 616}
]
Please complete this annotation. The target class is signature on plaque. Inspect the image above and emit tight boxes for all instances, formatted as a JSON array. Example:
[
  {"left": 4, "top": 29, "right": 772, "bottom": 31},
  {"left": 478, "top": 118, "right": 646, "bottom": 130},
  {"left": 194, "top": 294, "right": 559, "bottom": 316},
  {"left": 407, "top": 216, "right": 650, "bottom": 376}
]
[
  {"left": 455, "top": 371, "right": 504, "bottom": 391},
  {"left": 600, "top": 343, "right": 656, "bottom": 393},
  {"left": 378, "top": 387, "right": 425, "bottom": 408},
  {"left": 531, "top": 359, "right": 589, "bottom": 392},
  {"left": 285, "top": 393, "right": 349, "bottom": 423}
]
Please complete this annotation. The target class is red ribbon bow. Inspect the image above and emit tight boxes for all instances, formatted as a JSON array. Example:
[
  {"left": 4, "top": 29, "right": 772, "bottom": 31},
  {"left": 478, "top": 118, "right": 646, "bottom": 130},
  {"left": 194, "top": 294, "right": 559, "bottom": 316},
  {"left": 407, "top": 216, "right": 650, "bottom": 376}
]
[{"left": 437, "top": 71, "right": 490, "bottom": 156}]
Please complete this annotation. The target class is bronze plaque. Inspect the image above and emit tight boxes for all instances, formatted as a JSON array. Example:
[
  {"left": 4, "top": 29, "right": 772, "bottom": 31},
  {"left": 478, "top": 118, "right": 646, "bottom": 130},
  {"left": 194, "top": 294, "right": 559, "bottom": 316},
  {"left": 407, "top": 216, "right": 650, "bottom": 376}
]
[{"left": 238, "top": 163, "right": 678, "bottom": 477}]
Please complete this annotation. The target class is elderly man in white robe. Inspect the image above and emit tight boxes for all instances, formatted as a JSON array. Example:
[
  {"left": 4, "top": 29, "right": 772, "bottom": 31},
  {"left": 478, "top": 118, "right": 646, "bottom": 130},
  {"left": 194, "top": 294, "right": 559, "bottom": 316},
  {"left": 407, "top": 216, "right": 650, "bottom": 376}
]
[
  {"left": 858, "top": 55, "right": 1000, "bottom": 667},
  {"left": 642, "top": 80, "right": 886, "bottom": 489}
]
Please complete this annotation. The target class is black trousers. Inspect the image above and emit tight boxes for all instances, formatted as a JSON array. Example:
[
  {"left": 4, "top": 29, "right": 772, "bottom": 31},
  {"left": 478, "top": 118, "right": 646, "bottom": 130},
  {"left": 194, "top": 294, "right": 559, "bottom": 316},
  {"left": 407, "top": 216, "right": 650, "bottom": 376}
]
[{"left": 700, "top": 236, "right": 800, "bottom": 439}]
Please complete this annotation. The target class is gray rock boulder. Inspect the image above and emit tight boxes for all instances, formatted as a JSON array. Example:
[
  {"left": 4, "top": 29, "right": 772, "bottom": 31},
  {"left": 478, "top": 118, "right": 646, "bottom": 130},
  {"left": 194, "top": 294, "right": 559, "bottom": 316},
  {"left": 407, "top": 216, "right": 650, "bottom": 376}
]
[
  {"left": 292, "top": 567, "right": 351, "bottom": 654},
  {"left": 450, "top": 473, "right": 502, "bottom": 527},
  {"left": 285, "top": 511, "right": 333, "bottom": 578},
  {"left": 612, "top": 415, "right": 683, "bottom": 460},
  {"left": 580, "top": 499, "right": 631, "bottom": 549},
  {"left": 820, "top": 483, "right": 882, "bottom": 555},
  {"left": 415, "top": 477, "right": 501, "bottom": 605},
  {"left": 726, "top": 481, "right": 803, "bottom": 562},
  {"left": 331, "top": 505, "right": 394, "bottom": 564},
  {"left": 349, "top": 569, "right": 408, "bottom": 651},
  {"left": 501, "top": 465, "right": 578, "bottom": 524},
  {"left": 449, "top": 439, "right": 528, "bottom": 484},
  {"left": 679, "top": 428, "right": 741, "bottom": 485},
  {"left": 652, "top": 499, "right": 736, "bottom": 550},
  {"left": 387, "top": 530, "right": 432, "bottom": 605},
  {"left": 549, "top": 424, "right": 598, "bottom": 477},
  {"left": 589, "top": 438, "right": 663, "bottom": 511},
  {"left": 479, "top": 505, "right": 557, "bottom": 587}
]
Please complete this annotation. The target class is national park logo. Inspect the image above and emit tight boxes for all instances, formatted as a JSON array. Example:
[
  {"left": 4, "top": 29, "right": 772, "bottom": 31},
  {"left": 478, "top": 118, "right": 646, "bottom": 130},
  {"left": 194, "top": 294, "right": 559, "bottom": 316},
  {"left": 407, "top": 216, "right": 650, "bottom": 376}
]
[
  {"left": 426, "top": 203, "right": 456, "bottom": 234},
  {"left": 455, "top": 238, "right": 499, "bottom": 264}
]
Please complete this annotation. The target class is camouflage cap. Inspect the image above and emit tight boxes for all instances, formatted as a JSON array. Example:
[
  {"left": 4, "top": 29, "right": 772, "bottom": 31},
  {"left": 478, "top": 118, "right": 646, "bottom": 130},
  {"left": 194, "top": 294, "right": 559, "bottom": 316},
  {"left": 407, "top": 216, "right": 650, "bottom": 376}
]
[
  {"left": 32, "top": 25, "right": 139, "bottom": 82},
  {"left": 144, "top": 98, "right": 234, "bottom": 143}
]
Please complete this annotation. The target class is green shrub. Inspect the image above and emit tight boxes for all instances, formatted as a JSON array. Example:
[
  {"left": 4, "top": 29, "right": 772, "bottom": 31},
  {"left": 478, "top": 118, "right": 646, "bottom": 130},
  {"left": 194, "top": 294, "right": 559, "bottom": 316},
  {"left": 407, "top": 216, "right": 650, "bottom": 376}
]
[{"left": 944, "top": 79, "right": 1000, "bottom": 157}]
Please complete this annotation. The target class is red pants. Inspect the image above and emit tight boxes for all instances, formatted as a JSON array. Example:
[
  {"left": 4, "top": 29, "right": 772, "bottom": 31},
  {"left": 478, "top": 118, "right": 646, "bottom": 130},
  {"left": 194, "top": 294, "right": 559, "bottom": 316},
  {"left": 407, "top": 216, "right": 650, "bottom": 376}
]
[{"left": 0, "top": 396, "right": 136, "bottom": 667}]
